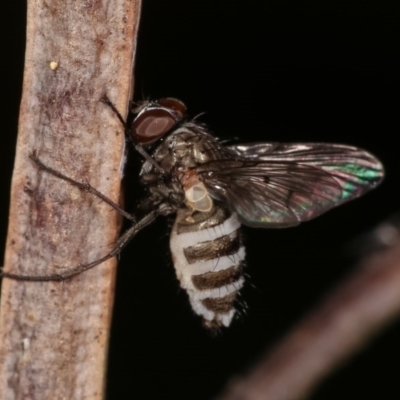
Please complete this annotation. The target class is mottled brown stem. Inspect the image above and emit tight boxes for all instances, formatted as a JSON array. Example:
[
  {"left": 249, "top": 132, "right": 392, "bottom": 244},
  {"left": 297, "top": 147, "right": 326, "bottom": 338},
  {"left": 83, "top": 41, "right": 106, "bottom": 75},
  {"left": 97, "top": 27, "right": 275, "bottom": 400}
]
[
  {"left": 0, "top": 0, "right": 141, "bottom": 399},
  {"left": 216, "top": 239, "right": 400, "bottom": 400}
]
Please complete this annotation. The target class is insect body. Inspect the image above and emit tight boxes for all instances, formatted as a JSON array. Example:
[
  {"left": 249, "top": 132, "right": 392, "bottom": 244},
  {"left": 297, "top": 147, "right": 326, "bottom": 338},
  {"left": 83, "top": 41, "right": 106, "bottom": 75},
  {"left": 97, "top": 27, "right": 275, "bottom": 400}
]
[
  {"left": 1, "top": 98, "right": 384, "bottom": 330},
  {"left": 170, "top": 206, "right": 244, "bottom": 329},
  {"left": 131, "top": 98, "right": 383, "bottom": 328}
]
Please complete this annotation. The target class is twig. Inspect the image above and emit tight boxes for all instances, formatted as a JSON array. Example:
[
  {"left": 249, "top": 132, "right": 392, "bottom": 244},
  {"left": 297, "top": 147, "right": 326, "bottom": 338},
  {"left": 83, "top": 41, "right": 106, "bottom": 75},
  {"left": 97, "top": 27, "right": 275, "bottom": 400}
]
[
  {"left": 0, "top": 0, "right": 141, "bottom": 398},
  {"left": 216, "top": 239, "right": 400, "bottom": 400}
]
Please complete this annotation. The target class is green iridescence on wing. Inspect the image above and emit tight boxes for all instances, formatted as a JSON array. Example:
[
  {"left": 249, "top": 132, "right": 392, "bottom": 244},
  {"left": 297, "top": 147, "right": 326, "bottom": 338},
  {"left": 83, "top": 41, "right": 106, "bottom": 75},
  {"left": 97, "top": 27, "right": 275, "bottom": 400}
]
[{"left": 323, "top": 162, "right": 382, "bottom": 200}]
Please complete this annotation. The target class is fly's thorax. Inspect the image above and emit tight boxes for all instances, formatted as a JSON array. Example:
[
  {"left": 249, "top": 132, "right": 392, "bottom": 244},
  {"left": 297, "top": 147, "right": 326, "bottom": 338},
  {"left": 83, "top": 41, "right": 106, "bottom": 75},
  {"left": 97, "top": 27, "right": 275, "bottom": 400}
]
[
  {"left": 139, "top": 163, "right": 213, "bottom": 216},
  {"left": 139, "top": 176, "right": 185, "bottom": 216},
  {"left": 138, "top": 120, "right": 235, "bottom": 218},
  {"left": 170, "top": 205, "right": 245, "bottom": 329},
  {"left": 140, "top": 123, "right": 225, "bottom": 176},
  {"left": 139, "top": 123, "right": 222, "bottom": 215}
]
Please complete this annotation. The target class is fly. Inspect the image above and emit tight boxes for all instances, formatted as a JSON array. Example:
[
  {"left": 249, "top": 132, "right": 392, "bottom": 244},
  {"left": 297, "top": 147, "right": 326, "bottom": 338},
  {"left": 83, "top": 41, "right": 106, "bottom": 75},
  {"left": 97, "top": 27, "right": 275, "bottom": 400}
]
[{"left": 1, "top": 97, "right": 384, "bottom": 330}]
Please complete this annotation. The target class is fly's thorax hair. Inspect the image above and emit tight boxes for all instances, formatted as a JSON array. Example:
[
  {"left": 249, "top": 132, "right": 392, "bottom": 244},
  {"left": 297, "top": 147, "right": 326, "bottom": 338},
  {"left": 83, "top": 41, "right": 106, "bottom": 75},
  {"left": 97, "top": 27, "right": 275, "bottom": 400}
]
[
  {"left": 141, "top": 122, "right": 228, "bottom": 175},
  {"left": 138, "top": 121, "right": 230, "bottom": 216},
  {"left": 170, "top": 204, "right": 246, "bottom": 329}
]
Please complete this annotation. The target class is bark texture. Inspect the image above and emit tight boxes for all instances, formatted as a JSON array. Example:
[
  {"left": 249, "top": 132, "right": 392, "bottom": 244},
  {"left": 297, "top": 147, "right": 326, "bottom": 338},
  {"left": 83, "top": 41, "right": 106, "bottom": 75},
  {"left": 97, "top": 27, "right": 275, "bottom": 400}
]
[{"left": 0, "top": 0, "right": 141, "bottom": 398}]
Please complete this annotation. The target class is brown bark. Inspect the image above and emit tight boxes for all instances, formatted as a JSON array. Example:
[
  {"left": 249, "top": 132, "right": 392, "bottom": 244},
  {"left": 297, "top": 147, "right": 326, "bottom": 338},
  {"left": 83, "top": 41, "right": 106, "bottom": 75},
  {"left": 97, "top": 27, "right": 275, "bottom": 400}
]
[
  {"left": 0, "top": 0, "right": 141, "bottom": 398},
  {"left": 216, "top": 239, "right": 400, "bottom": 400}
]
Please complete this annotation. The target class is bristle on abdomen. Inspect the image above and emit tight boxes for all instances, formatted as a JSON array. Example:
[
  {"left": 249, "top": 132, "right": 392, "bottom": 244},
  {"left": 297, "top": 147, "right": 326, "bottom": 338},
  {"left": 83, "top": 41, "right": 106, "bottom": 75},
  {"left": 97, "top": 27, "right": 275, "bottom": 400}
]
[{"left": 170, "top": 206, "right": 245, "bottom": 329}]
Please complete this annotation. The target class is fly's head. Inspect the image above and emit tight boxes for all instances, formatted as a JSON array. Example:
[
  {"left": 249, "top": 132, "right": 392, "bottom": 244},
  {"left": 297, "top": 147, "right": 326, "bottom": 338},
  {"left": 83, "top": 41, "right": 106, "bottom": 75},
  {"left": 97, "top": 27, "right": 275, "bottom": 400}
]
[
  {"left": 134, "top": 98, "right": 187, "bottom": 179},
  {"left": 130, "top": 97, "right": 186, "bottom": 145}
]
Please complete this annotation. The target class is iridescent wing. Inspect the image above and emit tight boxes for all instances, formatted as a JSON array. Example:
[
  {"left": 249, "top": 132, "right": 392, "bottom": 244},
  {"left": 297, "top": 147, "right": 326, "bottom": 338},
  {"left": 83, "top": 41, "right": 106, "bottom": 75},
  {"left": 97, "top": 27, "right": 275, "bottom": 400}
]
[{"left": 195, "top": 143, "right": 384, "bottom": 228}]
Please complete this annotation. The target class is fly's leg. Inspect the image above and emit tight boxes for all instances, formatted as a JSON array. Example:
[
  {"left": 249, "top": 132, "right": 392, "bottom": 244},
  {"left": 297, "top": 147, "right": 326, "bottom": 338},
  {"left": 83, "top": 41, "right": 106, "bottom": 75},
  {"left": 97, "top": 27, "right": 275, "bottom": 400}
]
[
  {"left": 1, "top": 95, "right": 166, "bottom": 282},
  {"left": 30, "top": 151, "right": 135, "bottom": 222},
  {"left": 0, "top": 152, "right": 156, "bottom": 281},
  {"left": 0, "top": 210, "right": 159, "bottom": 281},
  {"left": 100, "top": 96, "right": 166, "bottom": 175}
]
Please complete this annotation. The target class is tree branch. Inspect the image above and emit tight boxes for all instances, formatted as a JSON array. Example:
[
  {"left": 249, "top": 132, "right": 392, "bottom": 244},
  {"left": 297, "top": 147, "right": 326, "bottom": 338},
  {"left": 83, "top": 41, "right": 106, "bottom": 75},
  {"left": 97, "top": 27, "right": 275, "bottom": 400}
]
[
  {"left": 0, "top": 0, "right": 141, "bottom": 398},
  {"left": 216, "top": 238, "right": 400, "bottom": 400}
]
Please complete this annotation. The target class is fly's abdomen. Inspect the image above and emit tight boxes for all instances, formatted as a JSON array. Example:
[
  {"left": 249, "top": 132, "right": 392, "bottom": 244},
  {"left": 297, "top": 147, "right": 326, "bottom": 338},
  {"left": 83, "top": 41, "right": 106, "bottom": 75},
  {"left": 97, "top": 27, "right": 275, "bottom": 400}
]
[{"left": 170, "top": 206, "right": 245, "bottom": 329}]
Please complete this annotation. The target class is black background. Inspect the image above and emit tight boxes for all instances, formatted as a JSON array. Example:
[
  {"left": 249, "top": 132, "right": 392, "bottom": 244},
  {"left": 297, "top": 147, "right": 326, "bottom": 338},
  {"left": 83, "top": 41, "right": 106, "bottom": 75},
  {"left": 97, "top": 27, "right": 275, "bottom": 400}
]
[{"left": 1, "top": 1, "right": 399, "bottom": 399}]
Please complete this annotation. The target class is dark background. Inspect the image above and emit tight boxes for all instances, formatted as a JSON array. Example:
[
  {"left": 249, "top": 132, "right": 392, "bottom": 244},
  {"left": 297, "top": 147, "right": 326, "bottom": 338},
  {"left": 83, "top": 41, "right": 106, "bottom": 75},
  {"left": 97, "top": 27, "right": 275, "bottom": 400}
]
[{"left": 1, "top": 1, "right": 399, "bottom": 399}]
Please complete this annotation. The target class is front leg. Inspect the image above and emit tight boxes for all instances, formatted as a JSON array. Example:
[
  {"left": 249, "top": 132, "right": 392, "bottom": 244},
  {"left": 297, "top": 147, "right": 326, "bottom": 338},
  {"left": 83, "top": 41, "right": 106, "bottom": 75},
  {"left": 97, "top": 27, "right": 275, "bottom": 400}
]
[
  {"left": 30, "top": 151, "right": 135, "bottom": 222},
  {"left": 0, "top": 209, "right": 159, "bottom": 281}
]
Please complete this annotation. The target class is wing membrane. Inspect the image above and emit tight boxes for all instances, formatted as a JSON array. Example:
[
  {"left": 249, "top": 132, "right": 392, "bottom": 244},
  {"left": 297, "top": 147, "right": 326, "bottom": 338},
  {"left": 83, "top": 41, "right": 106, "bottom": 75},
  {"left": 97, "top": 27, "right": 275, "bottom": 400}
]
[{"left": 195, "top": 143, "right": 383, "bottom": 228}]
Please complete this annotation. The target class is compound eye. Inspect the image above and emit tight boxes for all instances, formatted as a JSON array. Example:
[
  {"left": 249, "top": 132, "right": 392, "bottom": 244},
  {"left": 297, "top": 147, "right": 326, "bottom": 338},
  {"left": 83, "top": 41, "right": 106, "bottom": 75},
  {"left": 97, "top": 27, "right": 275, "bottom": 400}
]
[
  {"left": 158, "top": 98, "right": 187, "bottom": 118},
  {"left": 132, "top": 109, "right": 176, "bottom": 144}
]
